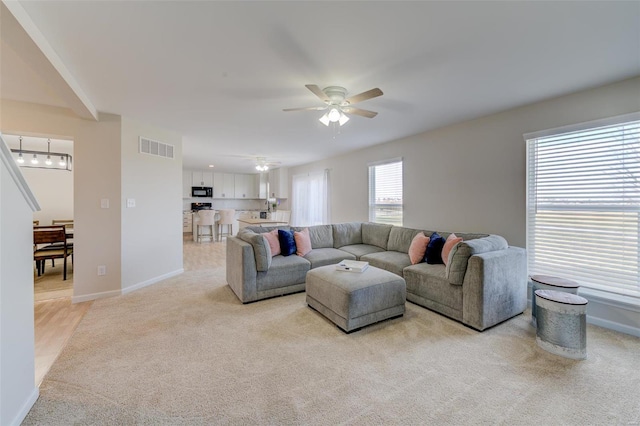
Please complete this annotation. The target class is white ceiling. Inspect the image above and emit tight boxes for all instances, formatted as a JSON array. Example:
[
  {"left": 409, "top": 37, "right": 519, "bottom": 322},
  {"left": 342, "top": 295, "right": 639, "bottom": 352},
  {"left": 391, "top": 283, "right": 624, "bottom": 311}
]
[{"left": 2, "top": 1, "right": 639, "bottom": 173}]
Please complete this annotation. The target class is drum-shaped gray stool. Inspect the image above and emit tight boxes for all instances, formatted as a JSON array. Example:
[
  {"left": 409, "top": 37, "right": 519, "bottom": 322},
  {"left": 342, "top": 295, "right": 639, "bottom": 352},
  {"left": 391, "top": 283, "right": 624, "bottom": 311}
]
[
  {"left": 530, "top": 275, "right": 579, "bottom": 327},
  {"left": 535, "top": 289, "right": 588, "bottom": 360}
]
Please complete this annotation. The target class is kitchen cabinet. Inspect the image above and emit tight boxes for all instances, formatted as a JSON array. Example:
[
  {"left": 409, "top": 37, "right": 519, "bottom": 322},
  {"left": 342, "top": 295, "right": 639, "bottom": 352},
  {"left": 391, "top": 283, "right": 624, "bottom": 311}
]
[
  {"left": 258, "top": 173, "right": 268, "bottom": 199},
  {"left": 214, "top": 172, "right": 235, "bottom": 198},
  {"left": 268, "top": 167, "right": 289, "bottom": 199},
  {"left": 234, "top": 173, "right": 259, "bottom": 199},
  {"left": 191, "top": 170, "right": 213, "bottom": 187},
  {"left": 182, "top": 211, "right": 193, "bottom": 233}
]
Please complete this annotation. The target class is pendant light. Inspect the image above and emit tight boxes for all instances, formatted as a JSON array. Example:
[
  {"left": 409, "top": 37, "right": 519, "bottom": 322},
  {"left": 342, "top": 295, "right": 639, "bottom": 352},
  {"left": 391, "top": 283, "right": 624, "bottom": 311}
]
[
  {"left": 31, "top": 154, "right": 39, "bottom": 164},
  {"left": 45, "top": 139, "right": 53, "bottom": 165},
  {"left": 16, "top": 136, "right": 24, "bottom": 163}
]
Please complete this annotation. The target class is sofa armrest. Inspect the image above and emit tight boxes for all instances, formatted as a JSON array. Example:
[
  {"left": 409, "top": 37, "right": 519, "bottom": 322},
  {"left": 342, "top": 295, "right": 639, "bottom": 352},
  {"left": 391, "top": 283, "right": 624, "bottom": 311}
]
[
  {"left": 226, "top": 236, "right": 258, "bottom": 303},
  {"left": 461, "top": 247, "right": 527, "bottom": 330}
]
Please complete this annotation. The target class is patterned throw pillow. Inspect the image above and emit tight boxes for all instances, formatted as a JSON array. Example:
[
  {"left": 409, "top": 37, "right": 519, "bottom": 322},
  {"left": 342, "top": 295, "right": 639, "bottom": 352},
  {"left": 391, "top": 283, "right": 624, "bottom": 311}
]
[{"left": 278, "top": 229, "right": 297, "bottom": 256}]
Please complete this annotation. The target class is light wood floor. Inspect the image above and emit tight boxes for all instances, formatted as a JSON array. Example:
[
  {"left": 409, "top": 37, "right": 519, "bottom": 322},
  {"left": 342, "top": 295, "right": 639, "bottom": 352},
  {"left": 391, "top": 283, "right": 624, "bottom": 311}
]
[{"left": 34, "top": 233, "right": 226, "bottom": 386}]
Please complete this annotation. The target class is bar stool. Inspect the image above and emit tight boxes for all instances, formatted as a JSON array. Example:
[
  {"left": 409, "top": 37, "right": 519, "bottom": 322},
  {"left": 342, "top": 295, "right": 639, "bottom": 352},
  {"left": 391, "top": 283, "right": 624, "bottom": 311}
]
[
  {"left": 530, "top": 275, "right": 579, "bottom": 327},
  {"left": 217, "top": 209, "right": 235, "bottom": 242},
  {"left": 196, "top": 210, "right": 216, "bottom": 243}
]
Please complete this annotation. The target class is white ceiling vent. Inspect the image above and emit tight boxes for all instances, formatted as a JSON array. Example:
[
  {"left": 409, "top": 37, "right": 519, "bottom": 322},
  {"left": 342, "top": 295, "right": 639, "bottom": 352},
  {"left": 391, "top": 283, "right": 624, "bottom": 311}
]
[{"left": 139, "top": 137, "right": 174, "bottom": 159}]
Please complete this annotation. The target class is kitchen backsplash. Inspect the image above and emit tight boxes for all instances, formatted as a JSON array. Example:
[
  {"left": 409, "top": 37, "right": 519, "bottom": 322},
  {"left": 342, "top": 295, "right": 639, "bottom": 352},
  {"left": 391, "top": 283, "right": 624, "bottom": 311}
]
[{"left": 182, "top": 198, "right": 264, "bottom": 212}]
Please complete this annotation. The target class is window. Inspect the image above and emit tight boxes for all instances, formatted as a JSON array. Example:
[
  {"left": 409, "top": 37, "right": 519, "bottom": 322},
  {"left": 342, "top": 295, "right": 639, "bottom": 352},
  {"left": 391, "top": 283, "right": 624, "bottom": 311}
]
[
  {"left": 291, "top": 170, "right": 330, "bottom": 226},
  {"left": 368, "top": 159, "right": 403, "bottom": 226},
  {"left": 526, "top": 114, "right": 640, "bottom": 300}
]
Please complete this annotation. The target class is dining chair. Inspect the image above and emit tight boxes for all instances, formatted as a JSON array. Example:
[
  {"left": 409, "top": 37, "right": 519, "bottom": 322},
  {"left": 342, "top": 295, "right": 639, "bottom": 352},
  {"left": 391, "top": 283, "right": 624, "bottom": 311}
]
[
  {"left": 217, "top": 209, "right": 235, "bottom": 242},
  {"left": 33, "top": 225, "right": 73, "bottom": 280},
  {"left": 46, "top": 219, "right": 74, "bottom": 267},
  {"left": 196, "top": 210, "right": 216, "bottom": 243}
]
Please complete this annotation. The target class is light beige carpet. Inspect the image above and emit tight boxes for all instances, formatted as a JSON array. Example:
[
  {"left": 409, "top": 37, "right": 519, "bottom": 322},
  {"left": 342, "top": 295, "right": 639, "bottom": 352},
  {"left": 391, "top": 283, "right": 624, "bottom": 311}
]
[{"left": 24, "top": 265, "right": 640, "bottom": 425}]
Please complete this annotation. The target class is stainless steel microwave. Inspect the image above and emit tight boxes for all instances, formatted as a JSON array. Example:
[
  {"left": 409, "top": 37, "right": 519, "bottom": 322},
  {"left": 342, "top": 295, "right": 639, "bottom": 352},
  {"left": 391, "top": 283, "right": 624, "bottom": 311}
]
[{"left": 192, "top": 186, "right": 212, "bottom": 197}]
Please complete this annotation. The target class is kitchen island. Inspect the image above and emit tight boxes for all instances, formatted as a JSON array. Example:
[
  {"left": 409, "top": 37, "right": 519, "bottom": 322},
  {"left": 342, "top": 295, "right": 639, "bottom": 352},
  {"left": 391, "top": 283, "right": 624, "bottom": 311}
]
[{"left": 237, "top": 217, "right": 289, "bottom": 229}]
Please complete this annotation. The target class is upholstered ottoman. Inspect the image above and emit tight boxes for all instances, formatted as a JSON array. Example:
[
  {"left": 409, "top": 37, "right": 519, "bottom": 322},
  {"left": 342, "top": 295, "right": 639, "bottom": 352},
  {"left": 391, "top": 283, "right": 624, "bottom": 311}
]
[{"left": 306, "top": 265, "right": 406, "bottom": 332}]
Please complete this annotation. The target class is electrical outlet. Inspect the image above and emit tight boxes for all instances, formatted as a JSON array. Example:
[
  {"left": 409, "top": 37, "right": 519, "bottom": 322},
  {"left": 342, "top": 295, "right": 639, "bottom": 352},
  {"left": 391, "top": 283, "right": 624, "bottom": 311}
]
[
  {"left": 126, "top": 198, "right": 136, "bottom": 208},
  {"left": 97, "top": 265, "right": 106, "bottom": 276},
  {"left": 101, "top": 198, "right": 110, "bottom": 209}
]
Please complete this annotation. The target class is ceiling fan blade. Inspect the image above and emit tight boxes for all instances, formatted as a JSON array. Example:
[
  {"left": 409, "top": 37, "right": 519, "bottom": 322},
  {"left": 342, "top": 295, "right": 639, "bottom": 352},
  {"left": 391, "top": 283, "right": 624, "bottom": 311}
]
[
  {"left": 344, "top": 88, "right": 383, "bottom": 105},
  {"left": 283, "top": 106, "right": 327, "bottom": 112},
  {"left": 343, "top": 107, "right": 378, "bottom": 118},
  {"left": 305, "top": 84, "right": 330, "bottom": 103}
]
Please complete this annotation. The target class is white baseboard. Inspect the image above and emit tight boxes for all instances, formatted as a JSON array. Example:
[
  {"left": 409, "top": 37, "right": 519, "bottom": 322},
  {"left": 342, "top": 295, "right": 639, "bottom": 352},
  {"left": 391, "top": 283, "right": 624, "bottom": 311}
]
[
  {"left": 121, "top": 269, "right": 184, "bottom": 295},
  {"left": 527, "top": 283, "right": 640, "bottom": 338},
  {"left": 72, "top": 288, "right": 121, "bottom": 303},
  {"left": 9, "top": 387, "right": 39, "bottom": 426}
]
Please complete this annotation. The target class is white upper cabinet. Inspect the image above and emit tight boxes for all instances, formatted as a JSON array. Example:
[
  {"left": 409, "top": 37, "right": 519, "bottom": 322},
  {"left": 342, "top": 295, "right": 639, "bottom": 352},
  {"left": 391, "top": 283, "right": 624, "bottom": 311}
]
[
  {"left": 268, "top": 168, "right": 289, "bottom": 199},
  {"left": 191, "top": 170, "right": 213, "bottom": 187},
  {"left": 214, "top": 172, "right": 235, "bottom": 198},
  {"left": 234, "top": 174, "right": 260, "bottom": 199}
]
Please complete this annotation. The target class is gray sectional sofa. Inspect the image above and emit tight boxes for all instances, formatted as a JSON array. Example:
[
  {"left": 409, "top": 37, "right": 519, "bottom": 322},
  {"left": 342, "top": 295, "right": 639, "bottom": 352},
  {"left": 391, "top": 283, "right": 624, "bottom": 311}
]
[{"left": 226, "top": 222, "right": 527, "bottom": 331}]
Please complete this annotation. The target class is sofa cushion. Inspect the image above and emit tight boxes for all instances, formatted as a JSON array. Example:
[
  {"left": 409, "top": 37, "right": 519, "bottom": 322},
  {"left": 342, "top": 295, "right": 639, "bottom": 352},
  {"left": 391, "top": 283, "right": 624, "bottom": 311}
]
[
  {"left": 425, "top": 232, "right": 446, "bottom": 264},
  {"left": 404, "top": 263, "right": 462, "bottom": 311},
  {"left": 278, "top": 229, "right": 297, "bottom": 256},
  {"left": 387, "top": 226, "right": 422, "bottom": 253},
  {"left": 362, "top": 222, "right": 393, "bottom": 250},
  {"left": 238, "top": 229, "right": 271, "bottom": 272},
  {"left": 304, "top": 248, "right": 355, "bottom": 269},
  {"left": 361, "top": 251, "right": 412, "bottom": 277},
  {"left": 256, "top": 255, "right": 310, "bottom": 292},
  {"left": 332, "top": 222, "right": 363, "bottom": 248},
  {"left": 308, "top": 224, "right": 334, "bottom": 249},
  {"left": 446, "top": 235, "right": 509, "bottom": 285},
  {"left": 339, "top": 244, "right": 386, "bottom": 260},
  {"left": 294, "top": 228, "right": 313, "bottom": 256}
]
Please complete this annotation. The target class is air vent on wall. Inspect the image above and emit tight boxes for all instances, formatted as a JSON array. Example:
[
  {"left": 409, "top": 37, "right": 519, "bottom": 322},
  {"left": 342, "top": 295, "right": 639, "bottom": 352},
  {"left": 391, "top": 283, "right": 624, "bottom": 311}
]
[{"left": 139, "top": 136, "right": 174, "bottom": 159}]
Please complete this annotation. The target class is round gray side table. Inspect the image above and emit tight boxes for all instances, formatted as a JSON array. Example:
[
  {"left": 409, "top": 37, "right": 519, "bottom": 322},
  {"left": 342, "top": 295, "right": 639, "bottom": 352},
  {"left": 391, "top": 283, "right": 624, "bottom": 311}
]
[
  {"left": 530, "top": 275, "right": 579, "bottom": 327},
  {"left": 535, "top": 289, "right": 588, "bottom": 360}
]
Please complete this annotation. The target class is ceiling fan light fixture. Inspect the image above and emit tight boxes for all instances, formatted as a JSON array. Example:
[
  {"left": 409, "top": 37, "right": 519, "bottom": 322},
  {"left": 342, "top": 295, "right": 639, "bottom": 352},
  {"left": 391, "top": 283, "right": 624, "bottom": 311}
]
[
  {"left": 319, "top": 112, "right": 331, "bottom": 126},
  {"left": 338, "top": 111, "right": 350, "bottom": 126},
  {"left": 327, "top": 107, "right": 341, "bottom": 123},
  {"left": 256, "top": 164, "right": 269, "bottom": 172}
]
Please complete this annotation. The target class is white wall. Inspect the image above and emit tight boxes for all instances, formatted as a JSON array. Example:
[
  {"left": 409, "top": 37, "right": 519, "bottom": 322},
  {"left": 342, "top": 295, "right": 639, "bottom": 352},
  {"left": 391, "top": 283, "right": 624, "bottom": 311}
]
[
  {"left": 121, "top": 117, "right": 183, "bottom": 291},
  {"left": 288, "top": 76, "right": 640, "bottom": 336},
  {"left": 1, "top": 101, "right": 123, "bottom": 300},
  {"left": 0, "top": 138, "right": 39, "bottom": 425},
  {"left": 289, "top": 77, "right": 640, "bottom": 248}
]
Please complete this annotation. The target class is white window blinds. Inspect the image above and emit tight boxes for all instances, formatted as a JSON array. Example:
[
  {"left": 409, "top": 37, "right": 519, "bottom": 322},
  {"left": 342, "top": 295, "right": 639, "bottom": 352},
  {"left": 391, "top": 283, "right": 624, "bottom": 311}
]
[
  {"left": 368, "top": 159, "right": 403, "bottom": 226},
  {"left": 526, "top": 118, "right": 640, "bottom": 300}
]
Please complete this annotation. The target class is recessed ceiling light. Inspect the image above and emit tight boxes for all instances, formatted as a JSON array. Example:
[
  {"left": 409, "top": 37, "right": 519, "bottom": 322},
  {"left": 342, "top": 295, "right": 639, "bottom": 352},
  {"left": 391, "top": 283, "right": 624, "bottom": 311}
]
[{"left": 208, "top": 164, "right": 214, "bottom": 168}]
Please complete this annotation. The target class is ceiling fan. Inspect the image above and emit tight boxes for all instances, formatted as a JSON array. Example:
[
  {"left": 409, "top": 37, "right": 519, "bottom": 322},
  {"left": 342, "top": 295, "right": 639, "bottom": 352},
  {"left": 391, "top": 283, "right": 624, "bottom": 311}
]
[
  {"left": 254, "top": 156, "right": 280, "bottom": 172},
  {"left": 283, "top": 84, "right": 383, "bottom": 126}
]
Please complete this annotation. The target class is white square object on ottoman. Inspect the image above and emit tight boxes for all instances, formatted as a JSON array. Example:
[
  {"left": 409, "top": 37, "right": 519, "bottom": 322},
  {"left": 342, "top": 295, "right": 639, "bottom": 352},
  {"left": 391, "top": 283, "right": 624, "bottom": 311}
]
[{"left": 306, "top": 264, "right": 406, "bottom": 332}]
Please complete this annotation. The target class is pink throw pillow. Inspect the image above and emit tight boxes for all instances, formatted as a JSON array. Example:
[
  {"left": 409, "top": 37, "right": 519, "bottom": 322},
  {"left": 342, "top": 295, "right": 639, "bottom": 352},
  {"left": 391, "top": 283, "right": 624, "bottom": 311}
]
[
  {"left": 263, "top": 229, "right": 281, "bottom": 257},
  {"left": 294, "top": 228, "right": 313, "bottom": 257},
  {"left": 442, "top": 233, "right": 463, "bottom": 265},
  {"left": 408, "top": 232, "right": 430, "bottom": 265}
]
